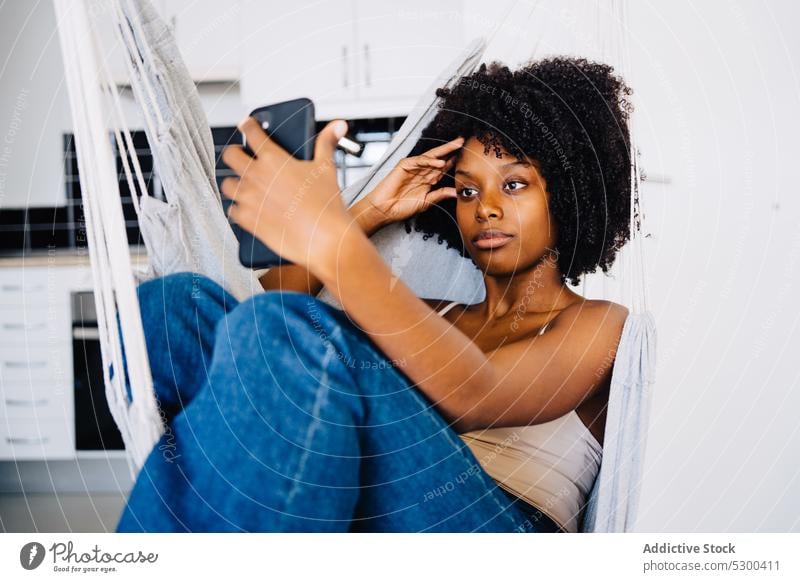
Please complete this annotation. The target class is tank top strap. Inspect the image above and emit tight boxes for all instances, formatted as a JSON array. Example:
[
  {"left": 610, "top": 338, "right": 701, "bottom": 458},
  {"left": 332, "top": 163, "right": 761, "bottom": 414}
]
[
  {"left": 438, "top": 303, "right": 555, "bottom": 332},
  {"left": 538, "top": 318, "right": 552, "bottom": 336},
  {"left": 436, "top": 300, "right": 460, "bottom": 317}
]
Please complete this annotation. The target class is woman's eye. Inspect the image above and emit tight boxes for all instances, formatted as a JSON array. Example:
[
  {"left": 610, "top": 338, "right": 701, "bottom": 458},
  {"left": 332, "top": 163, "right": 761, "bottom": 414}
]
[
  {"left": 457, "top": 187, "right": 477, "bottom": 198},
  {"left": 505, "top": 180, "right": 527, "bottom": 191}
]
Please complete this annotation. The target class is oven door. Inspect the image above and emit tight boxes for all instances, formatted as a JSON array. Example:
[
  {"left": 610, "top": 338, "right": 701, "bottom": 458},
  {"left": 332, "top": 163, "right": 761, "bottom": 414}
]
[{"left": 72, "top": 291, "right": 125, "bottom": 451}]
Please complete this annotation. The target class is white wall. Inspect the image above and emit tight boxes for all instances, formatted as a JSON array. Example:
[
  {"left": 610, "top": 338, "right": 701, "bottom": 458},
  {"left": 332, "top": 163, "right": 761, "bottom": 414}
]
[
  {"left": 468, "top": 0, "right": 800, "bottom": 532},
  {"left": 627, "top": 0, "right": 800, "bottom": 533},
  {"left": 0, "top": 0, "right": 71, "bottom": 208}
]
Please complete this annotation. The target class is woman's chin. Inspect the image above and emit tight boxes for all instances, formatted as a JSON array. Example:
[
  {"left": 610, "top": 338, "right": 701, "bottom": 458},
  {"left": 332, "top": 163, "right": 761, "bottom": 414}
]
[
  {"left": 468, "top": 246, "right": 538, "bottom": 276},
  {"left": 470, "top": 255, "right": 520, "bottom": 276}
]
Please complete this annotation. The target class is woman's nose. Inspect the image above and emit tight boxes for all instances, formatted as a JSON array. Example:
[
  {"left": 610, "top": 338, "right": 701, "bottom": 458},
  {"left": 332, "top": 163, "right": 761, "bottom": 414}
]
[{"left": 475, "top": 192, "right": 503, "bottom": 221}]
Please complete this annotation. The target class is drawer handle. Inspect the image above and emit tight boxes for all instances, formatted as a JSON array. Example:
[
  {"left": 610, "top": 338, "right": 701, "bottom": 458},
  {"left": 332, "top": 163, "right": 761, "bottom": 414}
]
[
  {"left": 342, "top": 45, "right": 348, "bottom": 88},
  {"left": 6, "top": 436, "right": 50, "bottom": 445},
  {"left": 363, "top": 43, "right": 371, "bottom": 87},
  {"left": 4, "top": 361, "right": 48, "bottom": 369},
  {"left": 73, "top": 327, "right": 100, "bottom": 341},
  {"left": 2, "top": 322, "right": 48, "bottom": 331},
  {"left": 1, "top": 284, "right": 45, "bottom": 292},
  {"left": 5, "top": 398, "right": 49, "bottom": 407}
]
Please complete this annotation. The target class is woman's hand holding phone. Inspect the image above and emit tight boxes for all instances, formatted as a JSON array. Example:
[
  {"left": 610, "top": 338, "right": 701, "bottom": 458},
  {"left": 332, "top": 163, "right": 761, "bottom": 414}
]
[
  {"left": 220, "top": 123, "right": 463, "bottom": 284},
  {"left": 359, "top": 136, "right": 464, "bottom": 227},
  {"left": 220, "top": 116, "right": 352, "bottom": 276}
]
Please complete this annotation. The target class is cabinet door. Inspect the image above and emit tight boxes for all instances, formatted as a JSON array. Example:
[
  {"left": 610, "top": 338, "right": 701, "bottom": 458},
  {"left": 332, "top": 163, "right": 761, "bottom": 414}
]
[
  {"left": 0, "top": 417, "right": 75, "bottom": 460},
  {"left": 92, "top": 0, "right": 239, "bottom": 84},
  {"left": 91, "top": 0, "right": 166, "bottom": 86},
  {"left": 354, "top": 0, "right": 464, "bottom": 102},
  {"left": 162, "top": 0, "right": 241, "bottom": 82},
  {"left": 240, "top": 0, "right": 357, "bottom": 110}
]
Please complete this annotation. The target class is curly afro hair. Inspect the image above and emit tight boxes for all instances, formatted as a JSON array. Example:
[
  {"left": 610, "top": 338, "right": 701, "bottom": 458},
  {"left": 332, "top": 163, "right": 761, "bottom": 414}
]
[{"left": 404, "top": 56, "right": 635, "bottom": 287}]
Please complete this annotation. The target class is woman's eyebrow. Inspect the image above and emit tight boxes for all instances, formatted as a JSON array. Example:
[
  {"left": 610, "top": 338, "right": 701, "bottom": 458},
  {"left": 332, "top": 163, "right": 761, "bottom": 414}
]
[
  {"left": 455, "top": 162, "right": 531, "bottom": 179},
  {"left": 500, "top": 161, "right": 532, "bottom": 169}
]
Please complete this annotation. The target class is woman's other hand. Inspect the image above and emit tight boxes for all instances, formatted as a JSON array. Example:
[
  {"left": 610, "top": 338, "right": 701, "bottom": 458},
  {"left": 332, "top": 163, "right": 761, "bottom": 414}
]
[
  {"left": 361, "top": 136, "right": 464, "bottom": 227},
  {"left": 220, "top": 117, "right": 351, "bottom": 275}
]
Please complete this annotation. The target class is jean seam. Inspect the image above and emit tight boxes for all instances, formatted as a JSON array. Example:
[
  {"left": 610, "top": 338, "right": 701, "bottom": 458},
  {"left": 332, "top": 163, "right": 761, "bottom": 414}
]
[{"left": 278, "top": 337, "right": 338, "bottom": 528}]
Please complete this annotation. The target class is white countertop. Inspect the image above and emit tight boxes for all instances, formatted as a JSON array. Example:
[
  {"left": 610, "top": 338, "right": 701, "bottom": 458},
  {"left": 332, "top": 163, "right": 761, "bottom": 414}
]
[{"left": 0, "top": 246, "right": 149, "bottom": 268}]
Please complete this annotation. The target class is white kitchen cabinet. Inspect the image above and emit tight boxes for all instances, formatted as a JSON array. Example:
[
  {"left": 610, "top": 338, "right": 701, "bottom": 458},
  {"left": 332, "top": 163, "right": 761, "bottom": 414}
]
[
  {"left": 0, "top": 418, "right": 75, "bottom": 460},
  {"left": 91, "top": 0, "right": 163, "bottom": 86},
  {"left": 240, "top": 1, "right": 358, "bottom": 111},
  {"left": 353, "top": 1, "right": 463, "bottom": 102},
  {"left": 161, "top": 0, "right": 242, "bottom": 83},
  {"left": 95, "top": 0, "right": 241, "bottom": 85},
  {"left": 240, "top": 0, "right": 464, "bottom": 119},
  {"left": 0, "top": 264, "right": 93, "bottom": 461}
]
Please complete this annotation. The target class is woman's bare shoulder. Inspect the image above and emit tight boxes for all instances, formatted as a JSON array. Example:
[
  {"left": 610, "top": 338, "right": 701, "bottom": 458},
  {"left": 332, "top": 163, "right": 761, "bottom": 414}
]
[{"left": 550, "top": 298, "right": 629, "bottom": 335}]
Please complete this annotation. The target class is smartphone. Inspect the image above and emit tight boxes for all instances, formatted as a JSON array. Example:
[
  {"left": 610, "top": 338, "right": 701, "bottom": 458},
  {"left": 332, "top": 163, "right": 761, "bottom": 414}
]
[{"left": 219, "top": 97, "right": 316, "bottom": 269}]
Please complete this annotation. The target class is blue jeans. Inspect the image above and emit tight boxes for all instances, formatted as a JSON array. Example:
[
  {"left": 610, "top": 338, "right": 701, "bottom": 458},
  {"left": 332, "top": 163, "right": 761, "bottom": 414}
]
[{"left": 115, "top": 272, "right": 561, "bottom": 533}]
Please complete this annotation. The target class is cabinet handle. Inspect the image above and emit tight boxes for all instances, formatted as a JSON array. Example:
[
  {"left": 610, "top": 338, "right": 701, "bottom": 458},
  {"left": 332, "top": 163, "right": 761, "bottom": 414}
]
[
  {"left": 2, "top": 284, "right": 44, "bottom": 292},
  {"left": 363, "top": 43, "right": 371, "bottom": 88},
  {"left": 2, "top": 322, "right": 47, "bottom": 331},
  {"left": 6, "top": 436, "right": 50, "bottom": 445},
  {"left": 73, "top": 327, "right": 100, "bottom": 341},
  {"left": 342, "top": 45, "right": 349, "bottom": 88},
  {"left": 4, "top": 361, "right": 47, "bottom": 369},
  {"left": 5, "top": 398, "right": 49, "bottom": 407}
]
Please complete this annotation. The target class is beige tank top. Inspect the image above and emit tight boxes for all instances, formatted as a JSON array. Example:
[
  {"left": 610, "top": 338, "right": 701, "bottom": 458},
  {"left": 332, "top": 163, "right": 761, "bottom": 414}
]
[{"left": 436, "top": 300, "right": 603, "bottom": 533}]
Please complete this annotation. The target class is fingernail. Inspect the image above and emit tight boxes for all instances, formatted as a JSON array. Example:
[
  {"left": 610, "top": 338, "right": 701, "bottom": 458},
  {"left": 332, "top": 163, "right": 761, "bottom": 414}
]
[{"left": 334, "top": 120, "right": 348, "bottom": 139}]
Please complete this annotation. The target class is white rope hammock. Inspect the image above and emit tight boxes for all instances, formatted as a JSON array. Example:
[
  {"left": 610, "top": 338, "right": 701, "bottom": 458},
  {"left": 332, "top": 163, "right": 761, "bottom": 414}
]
[{"left": 53, "top": 0, "right": 656, "bottom": 533}]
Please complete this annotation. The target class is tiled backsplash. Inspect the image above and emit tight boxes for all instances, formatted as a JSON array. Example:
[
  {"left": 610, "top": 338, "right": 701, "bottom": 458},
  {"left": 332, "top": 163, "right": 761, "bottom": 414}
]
[{"left": 0, "top": 117, "right": 405, "bottom": 256}]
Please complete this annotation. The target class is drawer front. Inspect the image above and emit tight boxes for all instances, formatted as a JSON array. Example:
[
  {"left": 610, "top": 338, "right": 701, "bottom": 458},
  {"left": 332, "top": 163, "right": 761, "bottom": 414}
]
[
  {"left": 0, "top": 275, "right": 52, "bottom": 306},
  {"left": 0, "top": 306, "right": 70, "bottom": 346},
  {"left": 0, "top": 346, "right": 72, "bottom": 388},
  {"left": 0, "top": 266, "right": 88, "bottom": 307},
  {"left": 0, "top": 384, "right": 72, "bottom": 420},
  {"left": 0, "top": 417, "right": 75, "bottom": 460}
]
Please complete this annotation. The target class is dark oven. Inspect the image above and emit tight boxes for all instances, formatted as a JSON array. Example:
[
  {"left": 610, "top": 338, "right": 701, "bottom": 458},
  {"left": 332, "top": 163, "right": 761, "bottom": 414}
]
[{"left": 71, "top": 291, "right": 125, "bottom": 451}]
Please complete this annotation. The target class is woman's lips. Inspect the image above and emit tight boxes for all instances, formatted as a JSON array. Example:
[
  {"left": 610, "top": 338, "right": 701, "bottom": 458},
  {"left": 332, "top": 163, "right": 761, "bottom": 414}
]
[{"left": 473, "top": 234, "right": 514, "bottom": 249}]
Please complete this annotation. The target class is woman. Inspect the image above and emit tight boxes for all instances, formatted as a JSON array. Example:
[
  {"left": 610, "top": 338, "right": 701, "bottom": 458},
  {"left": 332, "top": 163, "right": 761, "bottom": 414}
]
[{"left": 116, "top": 56, "right": 633, "bottom": 533}]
